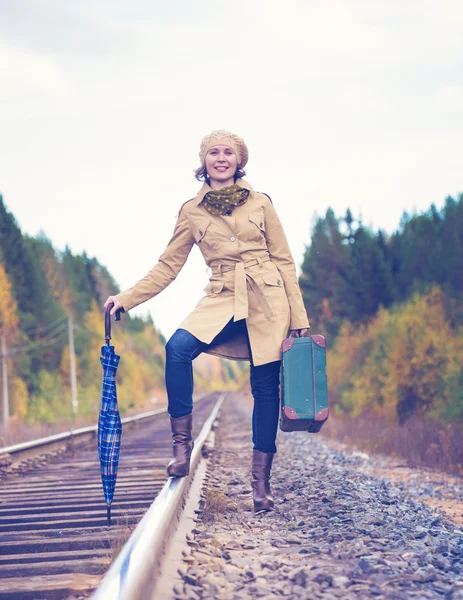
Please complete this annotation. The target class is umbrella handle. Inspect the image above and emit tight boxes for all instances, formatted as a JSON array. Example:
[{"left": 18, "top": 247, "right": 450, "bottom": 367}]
[{"left": 105, "top": 303, "right": 123, "bottom": 345}]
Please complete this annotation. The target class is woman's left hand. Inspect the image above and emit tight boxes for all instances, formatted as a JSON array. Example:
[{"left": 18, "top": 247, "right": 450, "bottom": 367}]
[{"left": 289, "top": 328, "right": 308, "bottom": 338}]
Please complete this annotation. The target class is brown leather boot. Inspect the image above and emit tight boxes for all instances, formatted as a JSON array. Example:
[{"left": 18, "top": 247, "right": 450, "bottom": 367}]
[
  {"left": 166, "top": 413, "right": 194, "bottom": 477},
  {"left": 252, "top": 449, "right": 275, "bottom": 512}
]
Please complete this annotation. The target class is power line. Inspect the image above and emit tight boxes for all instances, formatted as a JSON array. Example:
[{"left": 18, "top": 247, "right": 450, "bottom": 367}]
[
  {"left": 2, "top": 315, "right": 79, "bottom": 430},
  {"left": 6, "top": 325, "right": 68, "bottom": 357},
  {"left": 29, "top": 319, "right": 69, "bottom": 341},
  {"left": 4, "top": 319, "right": 69, "bottom": 355},
  {"left": 21, "top": 314, "right": 68, "bottom": 337}
]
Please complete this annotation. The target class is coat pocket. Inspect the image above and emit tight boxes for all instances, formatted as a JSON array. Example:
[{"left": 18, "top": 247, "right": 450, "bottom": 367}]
[
  {"left": 248, "top": 212, "right": 266, "bottom": 233},
  {"left": 261, "top": 273, "right": 289, "bottom": 315},
  {"left": 262, "top": 274, "right": 283, "bottom": 287},
  {"left": 194, "top": 219, "right": 211, "bottom": 244},
  {"left": 203, "top": 280, "right": 224, "bottom": 296}
]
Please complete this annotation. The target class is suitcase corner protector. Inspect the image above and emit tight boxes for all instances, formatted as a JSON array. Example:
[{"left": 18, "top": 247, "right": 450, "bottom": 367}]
[
  {"left": 314, "top": 407, "right": 329, "bottom": 421},
  {"left": 281, "top": 337, "right": 295, "bottom": 352},
  {"left": 311, "top": 334, "right": 326, "bottom": 348},
  {"left": 282, "top": 406, "right": 299, "bottom": 420}
]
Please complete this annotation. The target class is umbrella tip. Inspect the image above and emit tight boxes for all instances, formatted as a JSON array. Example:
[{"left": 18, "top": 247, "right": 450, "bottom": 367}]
[{"left": 107, "top": 505, "right": 112, "bottom": 526}]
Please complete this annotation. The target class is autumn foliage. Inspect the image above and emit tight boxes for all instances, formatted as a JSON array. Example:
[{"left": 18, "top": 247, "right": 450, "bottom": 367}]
[
  {"left": 328, "top": 287, "right": 463, "bottom": 425},
  {"left": 300, "top": 195, "right": 463, "bottom": 472},
  {"left": 0, "top": 195, "right": 245, "bottom": 441}
]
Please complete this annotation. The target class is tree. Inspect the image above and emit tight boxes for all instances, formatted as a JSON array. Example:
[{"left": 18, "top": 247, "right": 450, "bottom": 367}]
[
  {"left": 0, "top": 263, "right": 19, "bottom": 338},
  {"left": 440, "top": 195, "right": 463, "bottom": 295},
  {"left": 328, "top": 287, "right": 462, "bottom": 425},
  {"left": 299, "top": 208, "right": 351, "bottom": 338},
  {"left": 0, "top": 263, "right": 24, "bottom": 421},
  {"left": 343, "top": 226, "right": 396, "bottom": 322}
]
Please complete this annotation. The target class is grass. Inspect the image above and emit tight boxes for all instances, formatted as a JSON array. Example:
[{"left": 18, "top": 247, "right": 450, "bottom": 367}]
[
  {"left": 200, "top": 490, "right": 238, "bottom": 523},
  {"left": 321, "top": 411, "right": 463, "bottom": 476},
  {"left": 100, "top": 509, "right": 135, "bottom": 568}
]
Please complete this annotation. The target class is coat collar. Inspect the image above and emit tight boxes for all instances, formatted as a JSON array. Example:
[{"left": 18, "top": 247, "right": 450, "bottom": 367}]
[{"left": 193, "top": 178, "right": 254, "bottom": 207}]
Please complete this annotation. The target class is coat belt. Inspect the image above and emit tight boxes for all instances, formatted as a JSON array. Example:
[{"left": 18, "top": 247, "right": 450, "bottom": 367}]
[{"left": 212, "top": 258, "right": 273, "bottom": 321}]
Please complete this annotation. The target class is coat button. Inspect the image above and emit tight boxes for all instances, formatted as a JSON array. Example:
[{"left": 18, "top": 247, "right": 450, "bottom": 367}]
[
  {"left": 199, "top": 230, "right": 203, "bottom": 235},
  {"left": 277, "top": 279, "right": 282, "bottom": 285},
  {"left": 230, "top": 236, "right": 236, "bottom": 242},
  {"left": 260, "top": 222, "right": 263, "bottom": 228}
]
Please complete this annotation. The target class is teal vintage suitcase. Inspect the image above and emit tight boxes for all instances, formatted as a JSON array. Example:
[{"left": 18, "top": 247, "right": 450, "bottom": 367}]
[{"left": 279, "top": 335, "right": 329, "bottom": 433}]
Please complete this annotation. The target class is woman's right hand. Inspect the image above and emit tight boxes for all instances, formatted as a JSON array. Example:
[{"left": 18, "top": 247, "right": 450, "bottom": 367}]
[{"left": 104, "top": 296, "right": 123, "bottom": 316}]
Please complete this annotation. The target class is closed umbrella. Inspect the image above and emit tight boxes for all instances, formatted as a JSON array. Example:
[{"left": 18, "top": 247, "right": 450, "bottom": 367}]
[{"left": 98, "top": 304, "right": 122, "bottom": 525}]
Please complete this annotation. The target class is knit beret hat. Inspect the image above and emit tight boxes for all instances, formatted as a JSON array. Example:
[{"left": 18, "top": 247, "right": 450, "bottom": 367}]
[{"left": 199, "top": 130, "right": 249, "bottom": 168}]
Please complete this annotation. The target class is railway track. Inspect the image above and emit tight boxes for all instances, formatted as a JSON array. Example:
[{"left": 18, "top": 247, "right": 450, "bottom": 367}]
[{"left": 0, "top": 391, "right": 223, "bottom": 600}]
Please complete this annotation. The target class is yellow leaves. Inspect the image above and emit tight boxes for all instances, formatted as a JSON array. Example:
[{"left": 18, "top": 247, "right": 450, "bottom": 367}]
[
  {"left": 10, "top": 377, "right": 28, "bottom": 420},
  {"left": 9, "top": 295, "right": 245, "bottom": 423},
  {"left": 0, "top": 263, "right": 19, "bottom": 339},
  {"left": 328, "top": 286, "right": 463, "bottom": 424},
  {"left": 81, "top": 301, "right": 165, "bottom": 416},
  {"left": 83, "top": 302, "right": 106, "bottom": 340},
  {"left": 379, "top": 290, "right": 459, "bottom": 422},
  {"left": 117, "top": 350, "right": 158, "bottom": 413},
  {"left": 28, "top": 370, "right": 66, "bottom": 423}
]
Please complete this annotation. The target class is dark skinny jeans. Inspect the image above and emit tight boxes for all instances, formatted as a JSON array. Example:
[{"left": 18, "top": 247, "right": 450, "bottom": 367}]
[{"left": 165, "top": 318, "right": 281, "bottom": 453}]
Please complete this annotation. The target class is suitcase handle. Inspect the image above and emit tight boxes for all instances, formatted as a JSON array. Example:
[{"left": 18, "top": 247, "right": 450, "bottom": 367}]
[{"left": 289, "top": 330, "right": 310, "bottom": 338}]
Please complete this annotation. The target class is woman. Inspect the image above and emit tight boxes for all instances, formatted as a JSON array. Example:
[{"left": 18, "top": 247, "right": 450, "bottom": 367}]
[{"left": 104, "top": 130, "right": 310, "bottom": 512}]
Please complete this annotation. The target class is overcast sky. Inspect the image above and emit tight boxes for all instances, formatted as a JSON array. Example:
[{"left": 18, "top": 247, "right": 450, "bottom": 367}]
[{"left": 1, "top": 0, "right": 462, "bottom": 339}]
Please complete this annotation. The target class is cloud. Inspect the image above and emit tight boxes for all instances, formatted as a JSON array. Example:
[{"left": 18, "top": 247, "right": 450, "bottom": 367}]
[
  {"left": 0, "top": 0, "right": 140, "bottom": 56},
  {"left": 0, "top": 42, "right": 68, "bottom": 109},
  {"left": 437, "top": 85, "right": 463, "bottom": 110},
  {"left": 0, "top": 0, "right": 462, "bottom": 337}
]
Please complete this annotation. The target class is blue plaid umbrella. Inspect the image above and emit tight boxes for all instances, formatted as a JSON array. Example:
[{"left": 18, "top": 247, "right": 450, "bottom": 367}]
[{"left": 98, "top": 305, "right": 122, "bottom": 526}]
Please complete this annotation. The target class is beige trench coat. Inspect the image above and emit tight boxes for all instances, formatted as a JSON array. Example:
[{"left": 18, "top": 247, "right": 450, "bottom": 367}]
[{"left": 116, "top": 179, "right": 310, "bottom": 366}]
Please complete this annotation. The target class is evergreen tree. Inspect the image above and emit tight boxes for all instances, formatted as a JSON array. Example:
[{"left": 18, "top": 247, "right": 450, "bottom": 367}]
[
  {"left": 389, "top": 197, "right": 463, "bottom": 301},
  {"left": 440, "top": 195, "right": 463, "bottom": 295},
  {"left": 344, "top": 208, "right": 355, "bottom": 244},
  {"left": 299, "top": 208, "right": 350, "bottom": 338},
  {"left": 0, "top": 195, "right": 34, "bottom": 318},
  {"left": 62, "top": 248, "right": 100, "bottom": 319},
  {"left": 343, "top": 227, "right": 396, "bottom": 323},
  {"left": 0, "top": 196, "right": 61, "bottom": 330}
]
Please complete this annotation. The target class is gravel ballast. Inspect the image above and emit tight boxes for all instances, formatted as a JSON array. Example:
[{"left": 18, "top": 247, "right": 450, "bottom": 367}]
[{"left": 173, "top": 392, "right": 463, "bottom": 599}]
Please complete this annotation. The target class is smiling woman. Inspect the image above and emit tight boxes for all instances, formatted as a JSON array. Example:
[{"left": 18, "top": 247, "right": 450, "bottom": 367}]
[
  {"left": 103, "top": 129, "right": 310, "bottom": 513},
  {"left": 205, "top": 146, "right": 237, "bottom": 185},
  {"left": 194, "top": 133, "right": 247, "bottom": 185}
]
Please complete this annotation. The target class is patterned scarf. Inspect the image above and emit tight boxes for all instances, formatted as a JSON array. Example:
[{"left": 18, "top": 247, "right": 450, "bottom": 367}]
[{"left": 201, "top": 184, "right": 250, "bottom": 216}]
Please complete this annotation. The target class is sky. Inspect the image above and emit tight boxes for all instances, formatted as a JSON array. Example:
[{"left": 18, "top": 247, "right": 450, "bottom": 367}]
[{"left": 1, "top": 0, "right": 462, "bottom": 339}]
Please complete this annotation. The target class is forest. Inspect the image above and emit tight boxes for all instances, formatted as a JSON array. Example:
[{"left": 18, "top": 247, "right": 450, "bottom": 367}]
[
  {"left": 0, "top": 195, "right": 244, "bottom": 443},
  {"left": 1, "top": 191, "right": 463, "bottom": 470},
  {"left": 299, "top": 194, "right": 463, "bottom": 473}
]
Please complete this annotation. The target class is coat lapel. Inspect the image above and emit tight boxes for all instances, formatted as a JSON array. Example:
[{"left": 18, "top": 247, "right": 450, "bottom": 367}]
[{"left": 219, "top": 212, "right": 237, "bottom": 233}]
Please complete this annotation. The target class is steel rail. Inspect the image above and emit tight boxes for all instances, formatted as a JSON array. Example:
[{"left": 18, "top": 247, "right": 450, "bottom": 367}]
[
  {"left": 0, "top": 392, "right": 221, "bottom": 599},
  {"left": 0, "top": 393, "right": 211, "bottom": 465},
  {"left": 91, "top": 391, "right": 226, "bottom": 600}
]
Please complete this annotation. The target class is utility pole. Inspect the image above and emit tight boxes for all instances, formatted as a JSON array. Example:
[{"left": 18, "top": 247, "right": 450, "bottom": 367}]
[
  {"left": 1, "top": 332, "right": 9, "bottom": 433},
  {"left": 68, "top": 315, "right": 78, "bottom": 415}
]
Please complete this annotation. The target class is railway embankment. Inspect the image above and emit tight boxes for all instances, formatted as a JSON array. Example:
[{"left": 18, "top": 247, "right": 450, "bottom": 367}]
[{"left": 175, "top": 392, "right": 463, "bottom": 600}]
